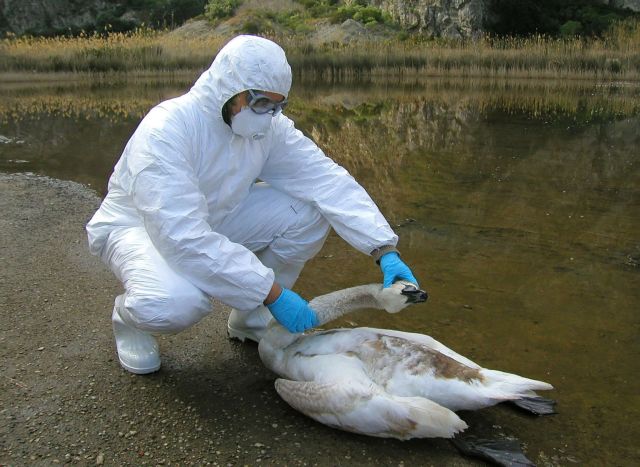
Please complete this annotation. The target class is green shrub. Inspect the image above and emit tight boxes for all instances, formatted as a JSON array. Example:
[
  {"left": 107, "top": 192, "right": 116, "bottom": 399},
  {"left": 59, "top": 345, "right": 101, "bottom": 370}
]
[
  {"left": 331, "top": 5, "right": 387, "bottom": 25},
  {"left": 266, "top": 10, "right": 312, "bottom": 34},
  {"left": 487, "top": 0, "right": 638, "bottom": 37},
  {"left": 147, "top": 0, "right": 208, "bottom": 28},
  {"left": 204, "top": 0, "right": 239, "bottom": 21},
  {"left": 95, "top": 7, "right": 139, "bottom": 34},
  {"left": 242, "top": 19, "right": 262, "bottom": 34},
  {"left": 560, "top": 20, "right": 583, "bottom": 37},
  {"left": 296, "top": 0, "right": 339, "bottom": 18}
]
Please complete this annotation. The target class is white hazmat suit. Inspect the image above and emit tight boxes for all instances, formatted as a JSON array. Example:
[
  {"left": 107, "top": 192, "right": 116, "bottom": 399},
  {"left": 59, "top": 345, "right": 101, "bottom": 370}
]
[{"left": 86, "top": 35, "right": 399, "bottom": 373}]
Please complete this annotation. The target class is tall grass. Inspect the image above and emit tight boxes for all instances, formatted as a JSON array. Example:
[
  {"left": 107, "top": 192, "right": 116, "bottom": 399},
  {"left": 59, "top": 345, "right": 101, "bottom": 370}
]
[
  {"left": 0, "top": 29, "right": 224, "bottom": 73},
  {"left": 288, "top": 23, "right": 640, "bottom": 82},
  {"left": 0, "top": 19, "right": 639, "bottom": 80}
]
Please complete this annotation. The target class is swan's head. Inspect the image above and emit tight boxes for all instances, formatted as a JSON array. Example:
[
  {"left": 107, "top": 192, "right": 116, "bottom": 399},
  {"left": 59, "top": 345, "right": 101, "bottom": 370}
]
[{"left": 377, "top": 281, "right": 428, "bottom": 314}]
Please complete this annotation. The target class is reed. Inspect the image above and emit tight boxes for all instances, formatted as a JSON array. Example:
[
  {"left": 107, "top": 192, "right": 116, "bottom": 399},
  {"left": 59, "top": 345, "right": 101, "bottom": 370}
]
[
  {"left": 0, "top": 20, "right": 639, "bottom": 80},
  {"left": 0, "top": 28, "right": 223, "bottom": 73},
  {"left": 288, "top": 26, "right": 640, "bottom": 82}
]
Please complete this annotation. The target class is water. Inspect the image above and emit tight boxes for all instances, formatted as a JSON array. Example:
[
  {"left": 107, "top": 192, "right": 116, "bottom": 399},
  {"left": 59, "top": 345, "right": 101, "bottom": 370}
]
[{"left": 1, "top": 76, "right": 638, "bottom": 465}]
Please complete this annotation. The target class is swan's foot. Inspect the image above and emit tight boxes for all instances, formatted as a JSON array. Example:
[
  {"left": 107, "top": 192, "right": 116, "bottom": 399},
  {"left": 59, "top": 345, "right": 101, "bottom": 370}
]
[
  {"left": 451, "top": 435, "right": 535, "bottom": 467},
  {"left": 510, "top": 395, "right": 557, "bottom": 415}
]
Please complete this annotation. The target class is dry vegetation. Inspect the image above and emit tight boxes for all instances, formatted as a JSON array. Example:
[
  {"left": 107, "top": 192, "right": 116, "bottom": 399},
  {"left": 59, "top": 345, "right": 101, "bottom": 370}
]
[{"left": 0, "top": 19, "right": 638, "bottom": 80}]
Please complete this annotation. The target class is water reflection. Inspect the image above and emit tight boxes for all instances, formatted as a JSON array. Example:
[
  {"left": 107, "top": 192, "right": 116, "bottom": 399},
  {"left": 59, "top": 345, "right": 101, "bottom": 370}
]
[{"left": 0, "top": 77, "right": 638, "bottom": 465}]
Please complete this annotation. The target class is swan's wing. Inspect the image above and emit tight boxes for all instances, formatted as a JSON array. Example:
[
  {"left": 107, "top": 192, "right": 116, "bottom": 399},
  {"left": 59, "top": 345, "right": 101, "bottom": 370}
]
[
  {"left": 274, "top": 378, "right": 372, "bottom": 415},
  {"left": 363, "top": 327, "right": 482, "bottom": 369},
  {"left": 274, "top": 378, "right": 467, "bottom": 439}
]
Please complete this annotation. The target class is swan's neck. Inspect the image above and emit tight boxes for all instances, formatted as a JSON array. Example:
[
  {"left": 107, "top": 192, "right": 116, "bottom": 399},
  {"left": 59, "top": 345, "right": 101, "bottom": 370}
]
[
  {"left": 309, "top": 284, "right": 382, "bottom": 326},
  {"left": 260, "top": 283, "right": 395, "bottom": 356}
]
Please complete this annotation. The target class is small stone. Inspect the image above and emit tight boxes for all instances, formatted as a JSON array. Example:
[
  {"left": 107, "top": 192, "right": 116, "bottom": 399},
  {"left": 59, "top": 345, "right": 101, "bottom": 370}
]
[{"left": 96, "top": 453, "right": 104, "bottom": 465}]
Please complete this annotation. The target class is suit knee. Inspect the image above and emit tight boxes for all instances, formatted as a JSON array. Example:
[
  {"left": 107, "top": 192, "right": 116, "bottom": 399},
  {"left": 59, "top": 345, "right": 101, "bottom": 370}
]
[{"left": 123, "top": 289, "right": 211, "bottom": 334}]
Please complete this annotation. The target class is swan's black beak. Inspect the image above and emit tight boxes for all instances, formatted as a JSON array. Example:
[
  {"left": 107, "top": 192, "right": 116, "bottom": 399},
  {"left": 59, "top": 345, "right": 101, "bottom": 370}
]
[{"left": 401, "top": 284, "right": 428, "bottom": 304}]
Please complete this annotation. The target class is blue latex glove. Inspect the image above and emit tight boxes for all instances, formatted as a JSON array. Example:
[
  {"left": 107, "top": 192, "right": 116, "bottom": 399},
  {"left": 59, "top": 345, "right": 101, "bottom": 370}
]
[
  {"left": 266, "top": 288, "right": 319, "bottom": 333},
  {"left": 379, "top": 252, "right": 418, "bottom": 288}
]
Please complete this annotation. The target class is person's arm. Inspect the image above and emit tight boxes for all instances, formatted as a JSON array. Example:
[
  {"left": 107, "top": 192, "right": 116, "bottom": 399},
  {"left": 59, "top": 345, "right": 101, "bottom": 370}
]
[
  {"left": 262, "top": 116, "right": 419, "bottom": 288},
  {"left": 261, "top": 115, "right": 398, "bottom": 255},
  {"left": 263, "top": 282, "right": 282, "bottom": 305}
]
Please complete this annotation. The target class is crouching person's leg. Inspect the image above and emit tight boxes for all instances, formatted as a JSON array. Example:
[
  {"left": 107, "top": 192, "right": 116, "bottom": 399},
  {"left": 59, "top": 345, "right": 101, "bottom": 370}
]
[
  {"left": 218, "top": 183, "right": 330, "bottom": 343},
  {"left": 103, "top": 227, "right": 212, "bottom": 373}
]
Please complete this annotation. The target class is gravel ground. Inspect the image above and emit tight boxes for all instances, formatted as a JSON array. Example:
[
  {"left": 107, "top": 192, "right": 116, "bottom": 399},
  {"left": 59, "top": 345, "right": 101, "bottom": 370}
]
[{"left": 0, "top": 173, "right": 489, "bottom": 466}]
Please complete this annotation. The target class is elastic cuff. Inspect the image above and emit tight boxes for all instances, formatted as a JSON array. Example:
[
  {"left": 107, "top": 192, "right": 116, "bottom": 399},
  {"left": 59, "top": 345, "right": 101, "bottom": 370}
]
[{"left": 370, "top": 245, "right": 400, "bottom": 264}]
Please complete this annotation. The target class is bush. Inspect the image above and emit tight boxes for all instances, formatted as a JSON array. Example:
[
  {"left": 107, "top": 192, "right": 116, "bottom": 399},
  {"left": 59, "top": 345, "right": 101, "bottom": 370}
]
[
  {"left": 95, "top": 7, "right": 139, "bottom": 34},
  {"left": 487, "top": 0, "right": 638, "bottom": 37},
  {"left": 296, "top": 0, "right": 339, "bottom": 18},
  {"left": 204, "top": 0, "right": 239, "bottom": 21},
  {"left": 331, "top": 5, "right": 387, "bottom": 25},
  {"left": 266, "top": 10, "right": 312, "bottom": 34},
  {"left": 147, "top": 0, "right": 208, "bottom": 28},
  {"left": 560, "top": 20, "right": 583, "bottom": 37}
]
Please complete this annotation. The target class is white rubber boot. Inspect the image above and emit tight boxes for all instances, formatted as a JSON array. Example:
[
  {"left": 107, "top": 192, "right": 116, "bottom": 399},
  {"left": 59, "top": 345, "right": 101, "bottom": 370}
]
[
  {"left": 112, "top": 296, "right": 161, "bottom": 374},
  {"left": 227, "top": 305, "right": 273, "bottom": 343}
]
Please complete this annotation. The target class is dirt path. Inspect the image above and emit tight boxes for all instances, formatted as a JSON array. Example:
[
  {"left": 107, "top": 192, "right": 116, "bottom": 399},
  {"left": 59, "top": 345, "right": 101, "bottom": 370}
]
[{"left": 0, "top": 173, "right": 482, "bottom": 466}]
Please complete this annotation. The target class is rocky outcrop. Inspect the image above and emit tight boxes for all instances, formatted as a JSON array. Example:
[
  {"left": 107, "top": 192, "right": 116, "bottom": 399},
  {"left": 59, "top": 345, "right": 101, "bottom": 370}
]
[
  {"left": 602, "top": 0, "right": 640, "bottom": 12},
  {"left": 0, "top": 0, "right": 145, "bottom": 36},
  {"left": 0, "top": 0, "right": 487, "bottom": 39},
  {"left": 1, "top": 0, "right": 637, "bottom": 39},
  {"left": 614, "top": 0, "right": 640, "bottom": 11},
  {"left": 4, "top": 0, "right": 94, "bottom": 35},
  {"left": 369, "top": 0, "right": 486, "bottom": 38}
]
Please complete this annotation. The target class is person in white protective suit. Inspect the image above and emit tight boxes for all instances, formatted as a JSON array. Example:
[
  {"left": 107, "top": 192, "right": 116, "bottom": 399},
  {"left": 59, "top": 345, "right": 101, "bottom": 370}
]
[{"left": 86, "top": 35, "right": 419, "bottom": 375}]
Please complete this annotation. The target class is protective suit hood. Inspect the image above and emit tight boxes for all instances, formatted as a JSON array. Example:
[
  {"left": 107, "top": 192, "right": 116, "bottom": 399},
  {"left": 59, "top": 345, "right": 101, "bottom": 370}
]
[{"left": 190, "top": 35, "right": 292, "bottom": 119}]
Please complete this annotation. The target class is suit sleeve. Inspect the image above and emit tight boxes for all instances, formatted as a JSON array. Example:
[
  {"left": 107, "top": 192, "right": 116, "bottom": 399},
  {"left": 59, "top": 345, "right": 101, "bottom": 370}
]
[{"left": 260, "top": 116, "right": 398, "bottom": 255}]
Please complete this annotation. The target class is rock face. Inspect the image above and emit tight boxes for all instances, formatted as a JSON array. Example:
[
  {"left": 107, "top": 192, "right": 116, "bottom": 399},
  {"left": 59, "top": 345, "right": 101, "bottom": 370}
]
[
  {"left": 0, "top": 0, "right": 141, "bottom": 36},
  {"left": 611, "top": 0, "right": 640, "bottom": 11},
  {"left": 1, "top": 0, "right": 636, "bottom": 38},
  {"left": 0, "top": 0, "right": 487, "bottom": 39},
  {"left": 369, "top": 0, "right": 486, "bottom": 38},
  {"left": 596, "top": 0, "right": 640, "bottom": 11}
]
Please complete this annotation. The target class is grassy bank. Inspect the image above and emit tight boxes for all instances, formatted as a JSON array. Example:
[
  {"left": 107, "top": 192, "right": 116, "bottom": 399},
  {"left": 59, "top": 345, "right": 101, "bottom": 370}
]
[{"left": 0, "top": 19, "right": 639, "bottom": 80}]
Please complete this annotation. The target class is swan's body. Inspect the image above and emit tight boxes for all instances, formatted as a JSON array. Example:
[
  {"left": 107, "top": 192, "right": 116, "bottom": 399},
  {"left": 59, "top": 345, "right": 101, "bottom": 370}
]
[{"left": 258, "top": 282, "right": 553, "bottom": 440}]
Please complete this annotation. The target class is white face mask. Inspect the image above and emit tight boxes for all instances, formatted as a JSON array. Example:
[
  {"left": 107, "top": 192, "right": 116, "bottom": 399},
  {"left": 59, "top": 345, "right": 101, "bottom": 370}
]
[{"left": 231, "top": 107, "right": 273, "bottom": 140}]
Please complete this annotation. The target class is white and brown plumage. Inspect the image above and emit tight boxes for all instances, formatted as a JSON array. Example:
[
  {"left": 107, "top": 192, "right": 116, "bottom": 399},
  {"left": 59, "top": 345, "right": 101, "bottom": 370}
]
[{"left": 258, "top": 282, "right": 553, "bottom": 440}]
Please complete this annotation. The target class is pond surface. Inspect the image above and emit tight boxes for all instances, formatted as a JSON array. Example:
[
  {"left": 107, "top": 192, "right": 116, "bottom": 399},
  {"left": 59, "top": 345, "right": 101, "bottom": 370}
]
[{"left": 1, "top": 76, "right": 638, "bottom": 465}]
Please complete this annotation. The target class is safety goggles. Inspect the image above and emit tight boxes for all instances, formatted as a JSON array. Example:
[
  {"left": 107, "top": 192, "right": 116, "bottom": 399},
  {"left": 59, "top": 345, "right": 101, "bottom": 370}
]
[{"left": 247, "top": 89, "right": 288, "bottom": 115}]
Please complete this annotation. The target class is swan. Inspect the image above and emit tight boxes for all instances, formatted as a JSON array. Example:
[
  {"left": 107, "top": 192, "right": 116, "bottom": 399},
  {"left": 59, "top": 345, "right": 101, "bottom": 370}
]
[{"left": 258, "top": 281, "right": 553, "bottom": 440}]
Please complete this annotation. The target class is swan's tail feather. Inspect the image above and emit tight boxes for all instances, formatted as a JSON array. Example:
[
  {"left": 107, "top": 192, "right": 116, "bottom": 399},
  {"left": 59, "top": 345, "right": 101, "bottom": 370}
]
[
  {"left": 274, "top": 378, "right": 467, "bottom": 439},
  {"left": 481, "top": 369, "right": 554, "bottom": 399},
  {"left": 387, "top": 395, "right": 468, "bottom": 439}
]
